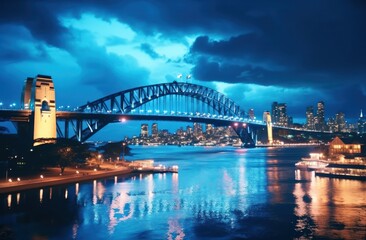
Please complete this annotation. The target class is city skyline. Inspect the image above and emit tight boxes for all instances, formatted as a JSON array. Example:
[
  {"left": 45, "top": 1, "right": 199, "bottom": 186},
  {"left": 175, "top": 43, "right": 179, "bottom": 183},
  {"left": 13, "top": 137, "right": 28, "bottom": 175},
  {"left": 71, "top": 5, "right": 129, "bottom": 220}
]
[{"left": 0, "top": 1, "right": 366, "bottom": 120}]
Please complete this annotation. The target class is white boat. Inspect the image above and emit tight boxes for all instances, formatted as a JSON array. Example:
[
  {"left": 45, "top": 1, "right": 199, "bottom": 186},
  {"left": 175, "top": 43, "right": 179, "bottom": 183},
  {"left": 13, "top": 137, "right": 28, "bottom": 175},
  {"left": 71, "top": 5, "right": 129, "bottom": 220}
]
[{"left": 295, "top": 153, "right": 329, "bottom": 170}]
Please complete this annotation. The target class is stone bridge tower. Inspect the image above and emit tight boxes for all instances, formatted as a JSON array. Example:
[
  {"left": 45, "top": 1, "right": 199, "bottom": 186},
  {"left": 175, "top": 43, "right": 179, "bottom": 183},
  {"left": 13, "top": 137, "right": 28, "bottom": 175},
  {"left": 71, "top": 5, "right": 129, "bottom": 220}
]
[
  {"left": 21, "top": 75, "right": 56, "bottom": 146},
  {"left": 263, "top": 111, "right": 273, "bottom": 145}
]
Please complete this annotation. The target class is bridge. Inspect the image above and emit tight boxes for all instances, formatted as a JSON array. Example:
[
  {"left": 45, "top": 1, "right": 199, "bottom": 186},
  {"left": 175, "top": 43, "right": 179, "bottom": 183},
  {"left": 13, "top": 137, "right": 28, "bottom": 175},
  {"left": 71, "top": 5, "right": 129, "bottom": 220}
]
[{"left": 0, "top": 75, "right": 331, "bottom": 147}]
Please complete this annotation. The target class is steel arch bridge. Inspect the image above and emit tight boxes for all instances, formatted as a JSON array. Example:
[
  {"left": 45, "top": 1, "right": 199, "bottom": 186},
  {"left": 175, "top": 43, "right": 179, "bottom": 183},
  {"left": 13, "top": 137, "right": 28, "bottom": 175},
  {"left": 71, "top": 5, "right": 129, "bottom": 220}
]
[
  {"left": 56, "top": 81, "right": 257, "bottom": 145},
  {"left": 77, "top": 81, "right": 245, "bottom": 117}
]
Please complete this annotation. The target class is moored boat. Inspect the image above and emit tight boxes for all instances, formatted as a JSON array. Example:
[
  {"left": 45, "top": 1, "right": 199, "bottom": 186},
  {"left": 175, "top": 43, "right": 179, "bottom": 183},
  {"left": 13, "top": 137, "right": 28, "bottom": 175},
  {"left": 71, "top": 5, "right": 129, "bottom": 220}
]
[
  {"left": 295, "top": 152, "right": 329, "bottom": 170},
  {"left": 315, "top": 168, "right": 366, "bottom": 181}
]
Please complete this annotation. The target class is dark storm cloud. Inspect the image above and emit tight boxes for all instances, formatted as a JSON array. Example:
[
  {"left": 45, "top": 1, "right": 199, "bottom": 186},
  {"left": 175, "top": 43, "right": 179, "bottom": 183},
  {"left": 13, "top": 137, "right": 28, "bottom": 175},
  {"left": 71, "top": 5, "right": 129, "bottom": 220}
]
[
  {"left": 0, "top": 25, "right": 50, "bottom": 63},
  {"left": 1, "top": 0, "right": 366, "bottom": 117},
  {"left": 0, "top": 0, "right": 70, "bottom": 48},
  {"left": 188, "top": 8, "right": 366, "bottom": 87},
  {"left": 67, "top": 39, "right": 150, "bottom": 96},
  {"left": 140, "top": 43, "right": 161, "bottom": 59}
]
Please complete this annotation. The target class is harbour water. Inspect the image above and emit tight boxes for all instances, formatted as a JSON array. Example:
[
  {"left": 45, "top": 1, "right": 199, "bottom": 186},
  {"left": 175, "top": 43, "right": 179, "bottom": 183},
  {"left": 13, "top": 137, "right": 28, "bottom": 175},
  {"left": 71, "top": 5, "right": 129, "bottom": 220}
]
[{"left": 0, "top": 146, "right": 365, "bottom": 239}]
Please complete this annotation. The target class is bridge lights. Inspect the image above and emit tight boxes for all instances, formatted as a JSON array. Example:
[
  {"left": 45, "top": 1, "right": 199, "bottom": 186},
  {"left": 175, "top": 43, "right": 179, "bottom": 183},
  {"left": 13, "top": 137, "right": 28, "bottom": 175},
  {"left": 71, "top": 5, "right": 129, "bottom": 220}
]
[
  {"left": 242, "top": 123, "right": 247, "bottom": 127},
  {"left": 234, "top": 122, "right": 238, "bottom": 127}
]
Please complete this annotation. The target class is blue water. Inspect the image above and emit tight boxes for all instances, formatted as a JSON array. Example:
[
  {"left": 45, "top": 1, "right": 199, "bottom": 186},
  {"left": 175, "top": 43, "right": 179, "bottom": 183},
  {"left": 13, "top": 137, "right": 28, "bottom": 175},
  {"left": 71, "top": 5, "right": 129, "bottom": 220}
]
[{"left": 0, "top": 146, "right": 365, "bottom": 239}]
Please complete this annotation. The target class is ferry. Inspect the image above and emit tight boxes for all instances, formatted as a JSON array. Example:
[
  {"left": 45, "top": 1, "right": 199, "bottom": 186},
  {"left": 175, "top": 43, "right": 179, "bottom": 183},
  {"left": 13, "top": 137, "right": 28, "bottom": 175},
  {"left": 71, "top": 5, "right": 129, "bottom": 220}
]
[
  {"left": 315, "top": 168, "right": 366, "bottom": 181},
  {"left": 314, "top": 155, "right": 366, "bottom": 180},
  {"left": 295, "top": 153, "right": 329, "bottom": 170}
]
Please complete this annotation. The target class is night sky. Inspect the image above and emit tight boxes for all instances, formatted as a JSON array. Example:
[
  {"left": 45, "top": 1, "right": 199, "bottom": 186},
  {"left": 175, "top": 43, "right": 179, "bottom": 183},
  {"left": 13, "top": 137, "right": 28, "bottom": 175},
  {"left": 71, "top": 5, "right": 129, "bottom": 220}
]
[{"left": 1, "top": 0, "right": 366, "bottom": 122}]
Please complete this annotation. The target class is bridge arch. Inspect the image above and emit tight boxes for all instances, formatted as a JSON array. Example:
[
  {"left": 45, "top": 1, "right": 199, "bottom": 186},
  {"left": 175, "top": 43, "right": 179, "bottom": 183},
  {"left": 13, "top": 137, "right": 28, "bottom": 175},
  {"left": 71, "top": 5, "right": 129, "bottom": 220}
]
[{"left": 77, "top": 82, "right": 246, "bottom": 118}]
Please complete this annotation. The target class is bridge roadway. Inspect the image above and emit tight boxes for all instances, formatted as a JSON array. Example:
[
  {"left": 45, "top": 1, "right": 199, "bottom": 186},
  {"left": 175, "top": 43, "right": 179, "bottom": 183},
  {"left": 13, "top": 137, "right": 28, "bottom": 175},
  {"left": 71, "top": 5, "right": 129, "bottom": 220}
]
[
  {"left": 0, "top": 109, "right": 262, "bottom": 126},
  {"left": 0, "top": 109, "right": 327, "bottom": 134}
]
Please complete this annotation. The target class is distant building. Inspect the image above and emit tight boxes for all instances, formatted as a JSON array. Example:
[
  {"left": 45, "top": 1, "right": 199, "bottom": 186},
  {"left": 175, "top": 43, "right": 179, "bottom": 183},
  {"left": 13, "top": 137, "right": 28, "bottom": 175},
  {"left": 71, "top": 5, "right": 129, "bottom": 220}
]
[
  {"left": 140, "top": 124, "right": 148, "bottom": 137},
  {"left": 193, "top": 123, "right": 202, "bottom": 137},
  {"left": 327, "top": 117, "right": 337, "bottom": 133},
  {"left": 248, "top": 108, "right": 255, "bottom": 120},
  {"left": 358, "top": 110, "right": 366, "bottom": 134},
  {"left": 186, "top": 125, "right": 192, "bottom": 135},
  {"left": 271, "top": 102, "right": 288, "bottom": 126},
  {"left": 305, "top": 106, "right": 315, "bottom": 130},
  {"left": 176, "top": 127, "right": 184, "bottom": 136},
  {"left": 151, "top": 123, "right": 158, "bottom": 137},
  {"left": 327, "top": 112, "right": 347, "bottom": 133},
  {"left": 335, "top": 112, "right": 346, "bottom": 132},
  {"left": 206, "top": 124, "right": 214, "bottom": 135},
  {"left": 329, "top": 136, "right": 363, "bottom": 156},
  {"left": 315, "top": 101, "right": 326, "bottom": 131}
]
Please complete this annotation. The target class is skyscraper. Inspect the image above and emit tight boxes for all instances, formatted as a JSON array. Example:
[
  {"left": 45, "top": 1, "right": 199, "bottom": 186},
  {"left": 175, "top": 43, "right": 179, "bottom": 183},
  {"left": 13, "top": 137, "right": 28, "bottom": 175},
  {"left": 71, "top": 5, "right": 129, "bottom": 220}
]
[
  {"left": 305, "top": 106, "right": 315, "bottom": 130},
  {"left": 358, "top": 109, "right": 366, "bottom": 134},
  {"left": 151, "top": 123, "right": 158, "bottom": 137},
  {"left": 335, "top": 112, "right": 346, "bottom": 132},
  {"left": 315, "top": 101, "right": 326, "bottom": 131},
  {"left": 248, "top": 108, "right": 255, "bottom": 120},
  {"left": 271, "top": 102, "right": 288, "bottom": 126},
  {"left": 193, "top": 123, "right": 202, "bottom": 137},
  {"left": 206, "top": 124, "right": 214, "bottom": 135},
  {"left": 140, "top": 124, "right": 148, "bottom": 137}
]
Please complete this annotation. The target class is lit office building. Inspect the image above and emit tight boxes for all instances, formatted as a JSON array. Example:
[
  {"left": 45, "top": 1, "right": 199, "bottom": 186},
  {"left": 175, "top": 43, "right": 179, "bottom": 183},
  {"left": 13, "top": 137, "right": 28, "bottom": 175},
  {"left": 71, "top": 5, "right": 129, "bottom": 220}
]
[
  {"left": 176, "top": 127, "right": 184, "bottom": 136},
  {"left": 358, "top": 110, "right": 366, "bottom": 134},
  {"left": 248, "top": 108, "right": 255, "bottom": 120},
  {"left": 140, "top": 124, "right": 148, "bottom": 137},
  {"left": 305, "top": 106, "right": 315, "bottom": 130},
  {"left": 335, "top": 112, "right": 346, "bottom": 132},
  {"left": 327, "top": 117, "right": 337, "bottom": 132},
  {"left": 151, "top": 123, "right": 158, "bottom": 137},
  {"left": 315, "top": 101, "right": 326, "bottom": 131},
  {"left": 206, "top": 124, "right": 214, "bottom": 135},
  {"left": 193, "top": 123, "right": 203, "bottom": 137},
  {"left": 271, "top": 102, "right": 288, "bottom": 126},
  {"left": 186, "top": 125, "right": 193, "bottom": 135}
]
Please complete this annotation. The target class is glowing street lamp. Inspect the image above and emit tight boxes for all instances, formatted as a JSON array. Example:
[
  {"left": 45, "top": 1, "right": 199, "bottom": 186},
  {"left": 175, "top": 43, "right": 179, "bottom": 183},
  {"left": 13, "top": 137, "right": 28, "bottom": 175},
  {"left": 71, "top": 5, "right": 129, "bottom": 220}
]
[{"left": 121, "top": 142, "right": 126, "bottom": 161}]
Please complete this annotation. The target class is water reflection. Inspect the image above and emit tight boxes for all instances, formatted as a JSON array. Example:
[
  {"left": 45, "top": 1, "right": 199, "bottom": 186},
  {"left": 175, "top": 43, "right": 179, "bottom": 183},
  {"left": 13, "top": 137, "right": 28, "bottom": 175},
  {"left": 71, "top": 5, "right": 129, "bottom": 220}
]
[
  {"left": 7, "top": 194, "right": 11, "bottom": 208},
  {"left": 0, "top": 146, "right": 365, "bottom": 239},
  {"left": 39, "top": 188, "right": 43, "bottom": 203}
]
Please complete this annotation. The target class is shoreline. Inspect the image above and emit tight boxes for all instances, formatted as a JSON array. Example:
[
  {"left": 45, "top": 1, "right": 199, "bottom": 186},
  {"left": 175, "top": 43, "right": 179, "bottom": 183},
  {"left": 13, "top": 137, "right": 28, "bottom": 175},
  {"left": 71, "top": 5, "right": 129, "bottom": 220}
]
[
  {"left": 0, "top": 160, "right": 179, "bottom": 194},
  {"left": 0, "top": 165, "right": 134, "bottom": 194}
]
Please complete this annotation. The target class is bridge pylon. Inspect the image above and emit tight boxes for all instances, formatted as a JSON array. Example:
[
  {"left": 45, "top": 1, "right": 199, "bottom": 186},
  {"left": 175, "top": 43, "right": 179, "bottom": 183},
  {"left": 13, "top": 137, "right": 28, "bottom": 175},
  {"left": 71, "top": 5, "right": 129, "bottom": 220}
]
[
  {"left": 20, "top": 75, "right": 57, "bottom": 146},
  {"left": 263, "top": 111, "right": 273, "bottom": 145}
]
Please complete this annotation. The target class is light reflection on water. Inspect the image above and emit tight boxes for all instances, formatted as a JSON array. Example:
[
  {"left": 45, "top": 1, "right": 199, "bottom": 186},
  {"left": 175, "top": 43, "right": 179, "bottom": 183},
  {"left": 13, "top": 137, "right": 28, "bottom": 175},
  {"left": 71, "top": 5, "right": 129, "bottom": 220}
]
[{"left": 0, "top": 146, "right": 365, "bottom": 239}]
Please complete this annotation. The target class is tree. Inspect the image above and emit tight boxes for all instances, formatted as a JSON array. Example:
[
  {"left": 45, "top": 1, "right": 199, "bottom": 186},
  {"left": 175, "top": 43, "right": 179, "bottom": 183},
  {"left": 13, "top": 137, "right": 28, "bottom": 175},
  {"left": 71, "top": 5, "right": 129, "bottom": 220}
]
[
  {"left": 57, "top": 146, "right": 76, "bottom": 174},
  {"left": 31, "top": 139, "right": 90, "bottom": 173},
  {"left": 100, "top": 141, "right": 130, "bottom": 161}
]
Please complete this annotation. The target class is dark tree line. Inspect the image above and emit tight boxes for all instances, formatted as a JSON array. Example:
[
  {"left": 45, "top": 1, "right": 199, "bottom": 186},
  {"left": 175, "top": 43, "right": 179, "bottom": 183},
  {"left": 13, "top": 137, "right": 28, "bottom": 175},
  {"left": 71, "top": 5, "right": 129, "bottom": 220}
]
[{"left": 0, "top": 135, "right": 131, "bottom": 177}]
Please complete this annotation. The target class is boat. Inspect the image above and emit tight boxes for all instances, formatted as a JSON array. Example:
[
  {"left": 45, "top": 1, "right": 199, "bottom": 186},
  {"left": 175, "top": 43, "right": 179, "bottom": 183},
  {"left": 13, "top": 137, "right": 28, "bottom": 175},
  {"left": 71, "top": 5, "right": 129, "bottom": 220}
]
[
  {"left": 314, "top": 155, "right": 366, "bottom": 180},
  {"left": 315, "top": 168, "right": 366, "bottom": 181},
  {"left": 295, "top": 153, "right": 329, "bottom": 170}
]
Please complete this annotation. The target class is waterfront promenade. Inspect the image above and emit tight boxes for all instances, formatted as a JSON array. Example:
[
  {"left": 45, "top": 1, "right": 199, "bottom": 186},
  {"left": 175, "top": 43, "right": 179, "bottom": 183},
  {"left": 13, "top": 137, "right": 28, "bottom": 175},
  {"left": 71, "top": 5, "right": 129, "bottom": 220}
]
[
  {"left": 0, "top": 161, "right": 179, "bottom": 194},
  {"left": 0, "top": 163, "right": 134, "bottom": 194}
]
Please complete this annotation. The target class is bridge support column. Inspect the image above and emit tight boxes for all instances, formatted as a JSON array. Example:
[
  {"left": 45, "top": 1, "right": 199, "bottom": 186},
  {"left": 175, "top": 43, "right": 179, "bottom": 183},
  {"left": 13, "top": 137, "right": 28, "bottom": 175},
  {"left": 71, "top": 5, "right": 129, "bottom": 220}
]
[
  {"left": 263, "top": 111, "right": 273, "bottom": 145},
  {"left": 232, "top": 123, "right": 256, "bottom": 148},
  {"left": 21, "top": 75, "right": 56, "bottom": 146}
]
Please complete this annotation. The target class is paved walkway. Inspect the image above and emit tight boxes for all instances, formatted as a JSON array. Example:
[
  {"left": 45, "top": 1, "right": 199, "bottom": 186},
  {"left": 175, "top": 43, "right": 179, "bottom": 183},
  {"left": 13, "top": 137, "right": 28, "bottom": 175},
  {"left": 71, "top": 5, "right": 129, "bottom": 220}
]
[{"left": 0, "top": 163, "right": 133, "bottom": 194}]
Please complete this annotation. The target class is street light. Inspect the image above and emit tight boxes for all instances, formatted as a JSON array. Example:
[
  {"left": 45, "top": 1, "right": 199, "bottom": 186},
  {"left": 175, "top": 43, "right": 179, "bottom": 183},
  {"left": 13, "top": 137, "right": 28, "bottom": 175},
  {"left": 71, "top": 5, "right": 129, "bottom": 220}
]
[
  {"left": 122, "top": 142, "right": 126, "bottom": 161},
  {"left": 98, "top": 154, "right": 102, "bottom": 166}
]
